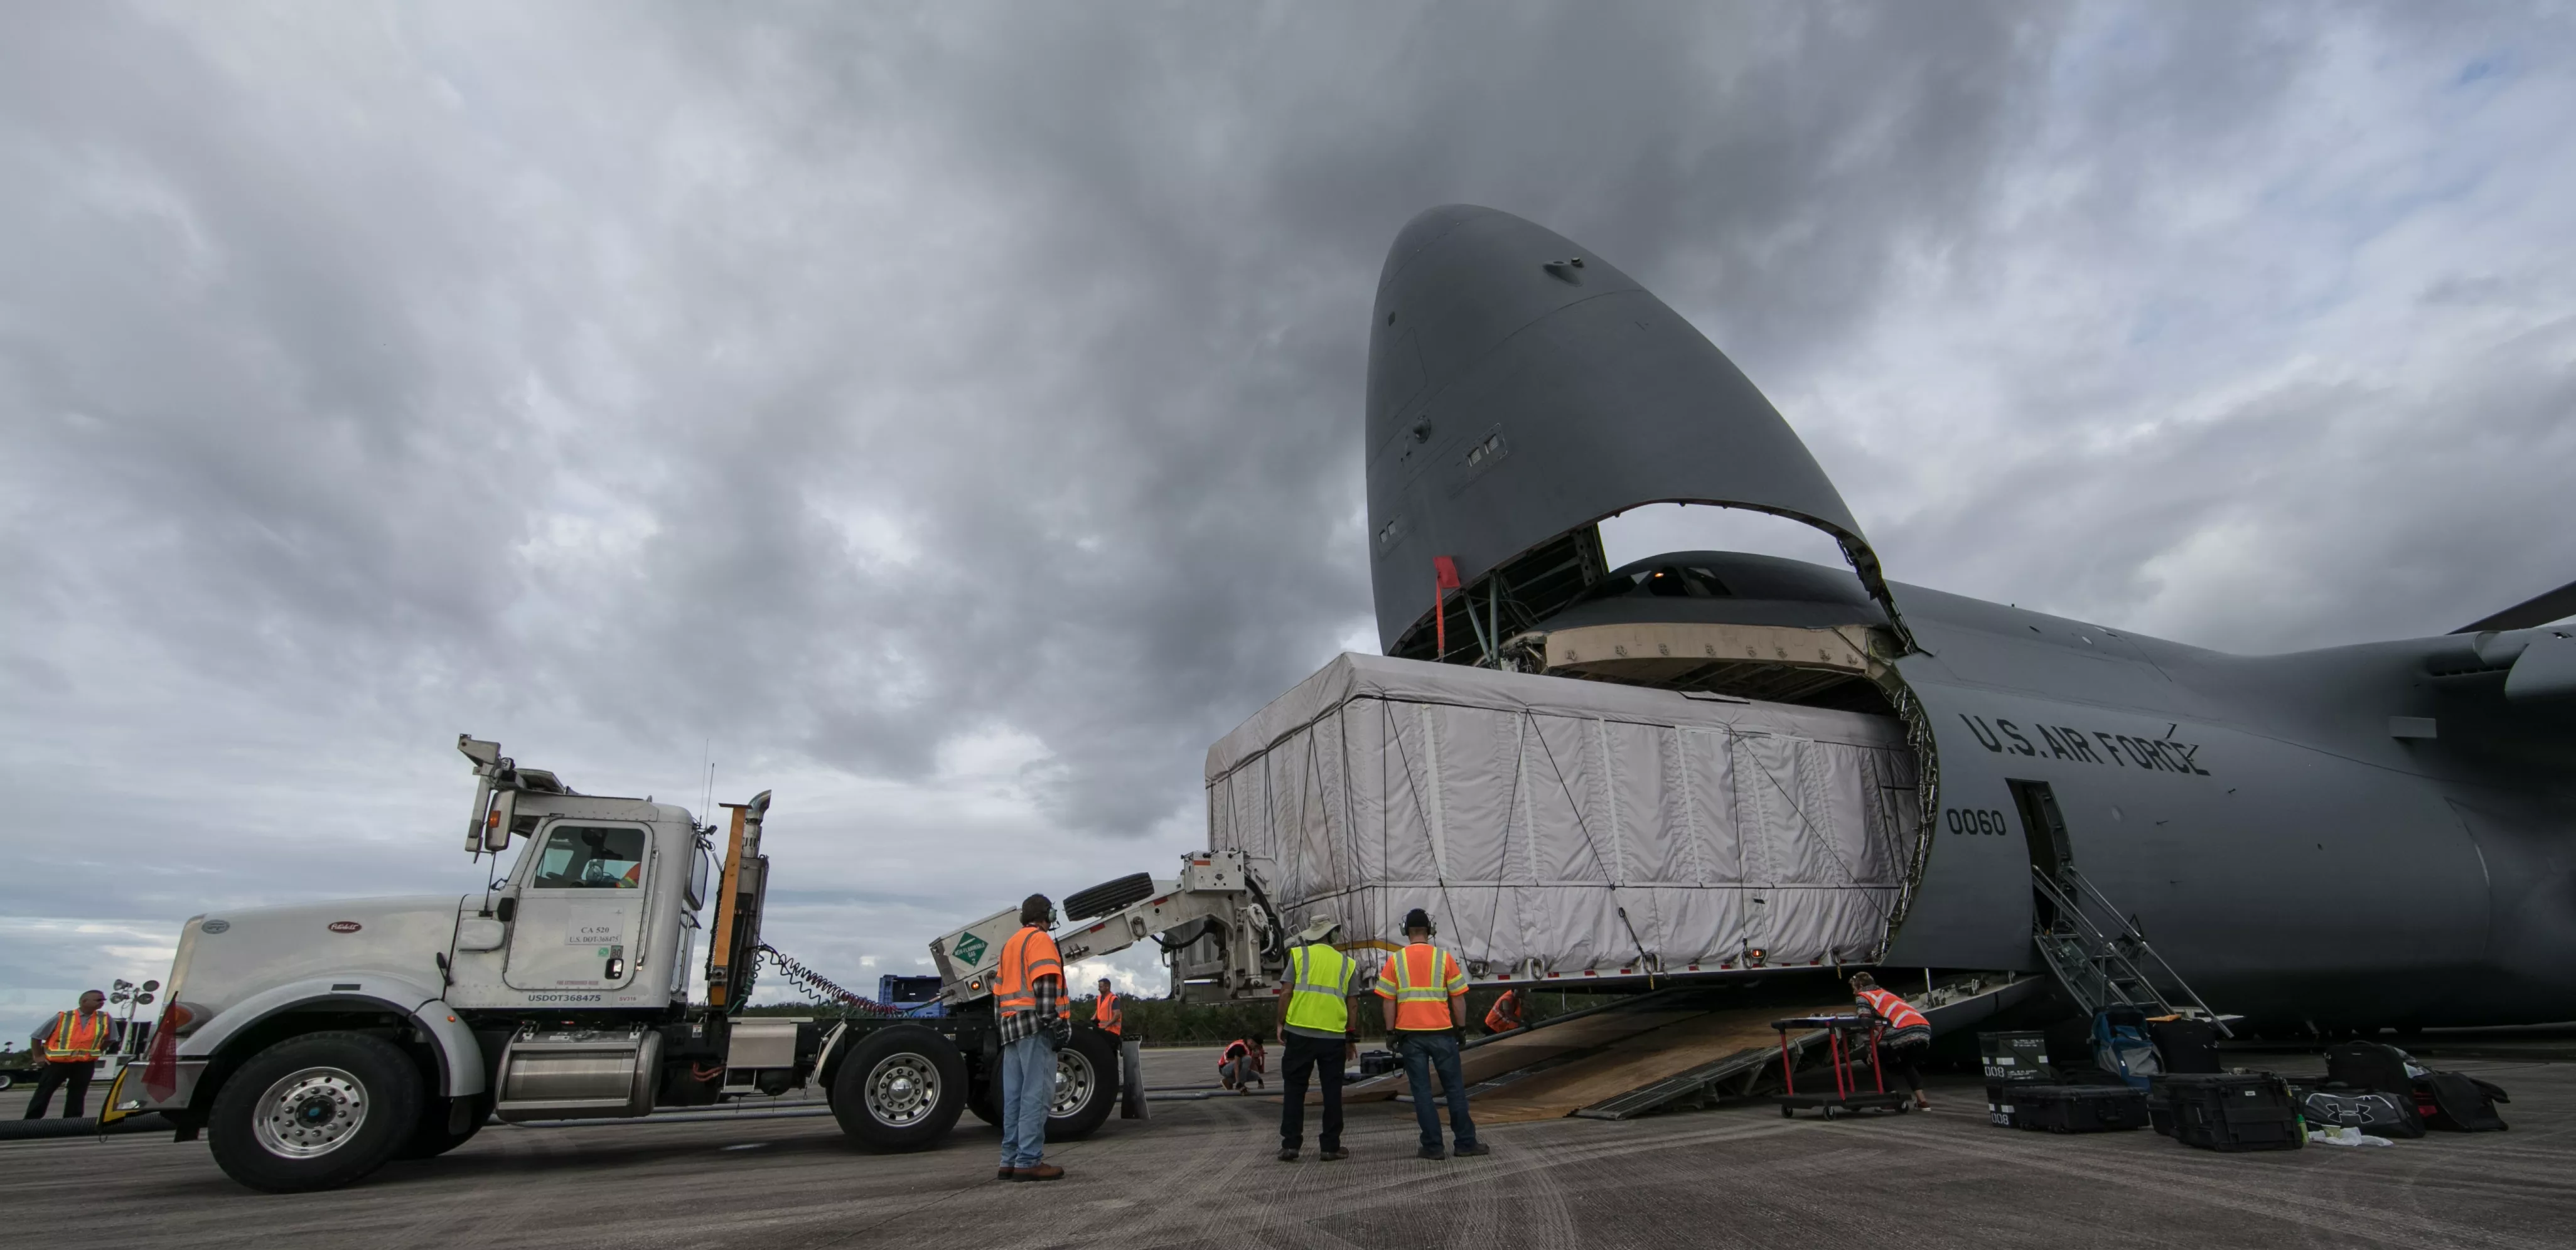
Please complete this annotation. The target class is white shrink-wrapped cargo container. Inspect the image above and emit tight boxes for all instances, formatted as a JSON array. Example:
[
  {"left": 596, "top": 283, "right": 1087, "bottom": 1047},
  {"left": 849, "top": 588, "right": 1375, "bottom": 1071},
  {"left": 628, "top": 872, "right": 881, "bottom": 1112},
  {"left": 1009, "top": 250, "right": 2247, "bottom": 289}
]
[{"left": 1205, "top": 654, "right": 1924, "bottom": 982}]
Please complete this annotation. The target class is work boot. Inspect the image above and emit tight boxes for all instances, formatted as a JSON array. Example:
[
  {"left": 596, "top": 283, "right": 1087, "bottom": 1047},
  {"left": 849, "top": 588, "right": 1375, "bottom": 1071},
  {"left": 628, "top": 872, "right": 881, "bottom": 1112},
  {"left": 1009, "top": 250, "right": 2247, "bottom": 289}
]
[
  {"left": 1454, "top": 1140, "right": 1490, "bottom": 1157},
  {"left": 1417, "top": 1145, "right": 1446, "bottom": 1160},
  {"left": 1319, "top": 1147, "right": 1350, "bottom": 1162},
  {"left": 1012, "top": 1163, "right": 1065, "bottom": 1182},
  {"left": 1277, "top": 1148, "right": 1299, "bottom": 1162}
]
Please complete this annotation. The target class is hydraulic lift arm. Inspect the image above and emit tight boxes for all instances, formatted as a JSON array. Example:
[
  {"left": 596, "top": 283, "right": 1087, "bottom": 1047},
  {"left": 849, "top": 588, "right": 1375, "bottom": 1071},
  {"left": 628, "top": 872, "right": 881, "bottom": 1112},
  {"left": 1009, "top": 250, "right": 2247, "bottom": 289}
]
[{"left": 928, "top": 851, "right": 1289, "bottom": 1007}]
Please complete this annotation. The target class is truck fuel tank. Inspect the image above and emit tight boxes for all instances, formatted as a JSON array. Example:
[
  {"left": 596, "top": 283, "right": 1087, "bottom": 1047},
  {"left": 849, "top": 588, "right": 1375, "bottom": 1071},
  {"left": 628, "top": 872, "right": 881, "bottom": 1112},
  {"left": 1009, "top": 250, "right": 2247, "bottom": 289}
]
[{"left": 492, "top": 1023, "right": 662, "bottom": 1121}]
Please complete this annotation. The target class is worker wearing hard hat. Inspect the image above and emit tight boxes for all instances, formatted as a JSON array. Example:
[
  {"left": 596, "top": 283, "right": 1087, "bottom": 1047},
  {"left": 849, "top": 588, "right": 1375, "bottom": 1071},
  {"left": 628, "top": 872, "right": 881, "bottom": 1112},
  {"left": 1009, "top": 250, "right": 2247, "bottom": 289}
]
[
  {"left": 1376, "top": 908, "right": 1486, "bottom": 1160},
  {"left": 992, "top": 894, "right": 1071, "bottom": 1182},
  {"left": 1274, "top": 914, "right": 1357, "bottom": 1162}
]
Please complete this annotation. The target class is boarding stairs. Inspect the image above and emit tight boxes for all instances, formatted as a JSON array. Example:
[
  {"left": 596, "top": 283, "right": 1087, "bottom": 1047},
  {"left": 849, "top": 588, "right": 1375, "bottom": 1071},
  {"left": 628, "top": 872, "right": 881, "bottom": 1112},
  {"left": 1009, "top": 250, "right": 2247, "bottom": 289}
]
[{"left": 2031, "top": 865, "right": 2231, "bottom": 1038}]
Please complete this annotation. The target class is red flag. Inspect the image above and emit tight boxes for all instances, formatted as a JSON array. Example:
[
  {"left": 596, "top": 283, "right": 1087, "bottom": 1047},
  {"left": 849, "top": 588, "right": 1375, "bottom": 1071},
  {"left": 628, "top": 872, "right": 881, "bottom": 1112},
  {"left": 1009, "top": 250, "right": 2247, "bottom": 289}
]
[{"left": 1433, "top": 557, "right": 1461, "bottom": 658}]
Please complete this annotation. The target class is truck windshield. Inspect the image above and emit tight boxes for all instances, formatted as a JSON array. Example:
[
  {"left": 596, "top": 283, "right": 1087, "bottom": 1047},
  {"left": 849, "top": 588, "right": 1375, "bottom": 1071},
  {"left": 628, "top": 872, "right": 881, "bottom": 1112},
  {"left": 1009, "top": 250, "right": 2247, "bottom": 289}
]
[{"left": 530, "top": 825, "right": 647, "bottom": 889}]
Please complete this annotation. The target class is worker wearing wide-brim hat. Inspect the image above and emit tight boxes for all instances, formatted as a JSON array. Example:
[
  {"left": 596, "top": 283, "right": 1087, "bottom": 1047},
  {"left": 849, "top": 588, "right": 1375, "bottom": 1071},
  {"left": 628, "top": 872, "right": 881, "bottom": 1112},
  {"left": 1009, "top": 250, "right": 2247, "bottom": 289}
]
[{"left": 1274, "top": 913, "right": 1358, "bottom": 1162}]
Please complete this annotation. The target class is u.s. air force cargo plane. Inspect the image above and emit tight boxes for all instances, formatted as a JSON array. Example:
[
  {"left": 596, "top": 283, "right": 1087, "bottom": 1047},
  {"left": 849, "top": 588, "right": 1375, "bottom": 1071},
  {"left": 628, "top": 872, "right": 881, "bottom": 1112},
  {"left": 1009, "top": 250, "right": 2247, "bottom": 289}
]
[{"left": 1365, "top": 204, "right": 2575, "bottom": 1034}]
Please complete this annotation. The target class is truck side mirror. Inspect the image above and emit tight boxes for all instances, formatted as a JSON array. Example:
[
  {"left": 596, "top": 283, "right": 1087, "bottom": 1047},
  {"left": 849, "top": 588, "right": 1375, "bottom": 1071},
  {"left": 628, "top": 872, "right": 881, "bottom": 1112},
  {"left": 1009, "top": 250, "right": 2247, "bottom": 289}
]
[
  {"left": 687, "top": 849, "right": 710, "bottom": 911},
  {"left": 482, "top": 790, "right": 518, "bottom": 853}
]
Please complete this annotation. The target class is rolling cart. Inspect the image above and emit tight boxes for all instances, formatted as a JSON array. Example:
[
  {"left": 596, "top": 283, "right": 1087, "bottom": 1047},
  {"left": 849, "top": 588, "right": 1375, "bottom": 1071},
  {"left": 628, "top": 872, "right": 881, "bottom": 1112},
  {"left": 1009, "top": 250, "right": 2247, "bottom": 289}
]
[{"left": 1771, "top": 1013, "right": 1915, "bottom": 1119}]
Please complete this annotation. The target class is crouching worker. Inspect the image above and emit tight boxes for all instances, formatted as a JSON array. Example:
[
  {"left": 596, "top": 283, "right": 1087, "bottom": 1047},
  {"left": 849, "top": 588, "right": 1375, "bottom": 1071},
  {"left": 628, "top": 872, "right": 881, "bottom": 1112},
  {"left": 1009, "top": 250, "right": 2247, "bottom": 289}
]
[
  {"left": 1852, "top": 972, "right": 1933, "bottom": 1111},
  {"left": 1378, "top": 908, "right": 1486, "bottom": 1160},
  {"left": 1275, "top": 914, "right": 1357, "bottom": 1162},
  {"left": 1218, "top": 1035, "right": 1267, "bottom": 1091}
]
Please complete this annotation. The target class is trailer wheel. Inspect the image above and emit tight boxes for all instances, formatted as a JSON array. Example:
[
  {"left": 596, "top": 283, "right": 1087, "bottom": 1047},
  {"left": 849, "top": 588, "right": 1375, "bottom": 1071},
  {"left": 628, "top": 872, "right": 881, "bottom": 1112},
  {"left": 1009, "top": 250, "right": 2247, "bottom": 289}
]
[
  {"left": 1045, "top": 1027, "right": 1122, "bottom": 1141},
  {"left": 207, "top": 1031, "right": 422, "bottom": 1192},
  {"left": 830, "top": 1025, "right": 966, "bottom": 1151},
  {"left": 1063, "top": 872, "right": 1155, "bottom": 922},
  {"left": 395, "top": 1094, "right": 488, "bottom": 1160}
]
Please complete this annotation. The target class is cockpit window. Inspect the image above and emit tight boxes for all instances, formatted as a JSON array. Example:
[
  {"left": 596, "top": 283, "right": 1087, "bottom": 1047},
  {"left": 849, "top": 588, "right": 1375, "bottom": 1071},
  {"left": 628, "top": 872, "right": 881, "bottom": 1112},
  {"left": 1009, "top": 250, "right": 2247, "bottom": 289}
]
[{"left": 530, "top": 825, "right": 647, "bottom": 889}]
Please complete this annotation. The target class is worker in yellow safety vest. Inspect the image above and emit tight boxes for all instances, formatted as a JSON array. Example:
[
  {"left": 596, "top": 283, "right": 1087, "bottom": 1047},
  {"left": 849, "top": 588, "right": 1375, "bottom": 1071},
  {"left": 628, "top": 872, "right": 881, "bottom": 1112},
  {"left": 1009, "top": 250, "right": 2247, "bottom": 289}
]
[
  {"left": 1272, "top": 914, "right": 1357, "bottom": 1162},
  {"left": 1375, "top": 908, "right": 1486, "bottom": 1160},
  {"left": 992, "top": 894, "right": 1071, "bottom": 1182},
  {"left": 24, "top": 990, "right": 115, "bottom": 1120},
  {"left": 1852, "top": 972, "right": 1934, "bottom": 1110},
  {"left": 1093, "top": 978, "right": 1122, "bottom": 1037}
]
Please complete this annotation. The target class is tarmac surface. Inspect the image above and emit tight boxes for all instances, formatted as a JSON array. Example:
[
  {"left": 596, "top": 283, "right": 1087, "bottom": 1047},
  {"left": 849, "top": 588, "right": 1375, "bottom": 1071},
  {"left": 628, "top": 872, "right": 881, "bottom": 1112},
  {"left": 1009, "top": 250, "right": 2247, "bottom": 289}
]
[{"left": 4, "top": 1047, "right": 2570, "bottom": 1250}]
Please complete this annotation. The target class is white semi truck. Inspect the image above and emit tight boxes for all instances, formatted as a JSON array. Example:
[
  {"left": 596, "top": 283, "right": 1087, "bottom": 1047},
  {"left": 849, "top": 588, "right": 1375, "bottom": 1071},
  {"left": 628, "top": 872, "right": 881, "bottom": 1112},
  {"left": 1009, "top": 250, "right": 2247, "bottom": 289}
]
[{"left": 102, "top": 736, "right": 1291, "bottom": 1192}]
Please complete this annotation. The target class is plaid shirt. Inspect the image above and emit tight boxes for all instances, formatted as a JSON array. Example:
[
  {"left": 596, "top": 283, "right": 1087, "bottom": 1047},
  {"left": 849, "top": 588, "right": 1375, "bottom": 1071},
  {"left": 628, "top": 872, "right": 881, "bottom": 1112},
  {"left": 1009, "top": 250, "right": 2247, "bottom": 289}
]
[{"left": 997, "top": 973, "right": 1062, "bottom": 1045}]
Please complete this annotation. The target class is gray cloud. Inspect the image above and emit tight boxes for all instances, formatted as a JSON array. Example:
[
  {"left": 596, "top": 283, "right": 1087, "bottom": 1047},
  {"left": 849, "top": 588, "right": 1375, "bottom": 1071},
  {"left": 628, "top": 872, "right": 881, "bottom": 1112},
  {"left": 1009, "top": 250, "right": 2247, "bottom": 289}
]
[{"left": 4, "top": 2, "right": 2572, "bottom": 1036}]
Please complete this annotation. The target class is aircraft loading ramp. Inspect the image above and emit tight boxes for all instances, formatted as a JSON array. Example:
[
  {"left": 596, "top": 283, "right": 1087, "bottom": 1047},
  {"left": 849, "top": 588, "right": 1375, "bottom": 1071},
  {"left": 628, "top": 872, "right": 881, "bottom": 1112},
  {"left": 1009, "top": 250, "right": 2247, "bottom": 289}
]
[{"left": 1319, "top": 974, "right": 2044, "bottom": 1123}]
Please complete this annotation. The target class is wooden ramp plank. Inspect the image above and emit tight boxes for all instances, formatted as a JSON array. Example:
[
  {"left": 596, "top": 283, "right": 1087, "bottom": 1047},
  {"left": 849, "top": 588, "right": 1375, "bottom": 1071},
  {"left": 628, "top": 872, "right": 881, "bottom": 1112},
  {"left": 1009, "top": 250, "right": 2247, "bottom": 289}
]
[
  {"left": 1468, "top": 1002, "right": 1841, "bottom": 1123},
  {"left": 1336, "top": 1008, "right": 1705, "bottom": 1104}
]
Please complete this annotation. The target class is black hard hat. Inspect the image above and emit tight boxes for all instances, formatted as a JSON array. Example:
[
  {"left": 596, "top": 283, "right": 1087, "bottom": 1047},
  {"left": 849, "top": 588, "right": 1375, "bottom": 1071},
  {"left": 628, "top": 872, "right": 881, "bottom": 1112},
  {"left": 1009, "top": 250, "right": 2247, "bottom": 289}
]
[{"left": 1402, "top": 907, "right": 1434, "bottom": 934}]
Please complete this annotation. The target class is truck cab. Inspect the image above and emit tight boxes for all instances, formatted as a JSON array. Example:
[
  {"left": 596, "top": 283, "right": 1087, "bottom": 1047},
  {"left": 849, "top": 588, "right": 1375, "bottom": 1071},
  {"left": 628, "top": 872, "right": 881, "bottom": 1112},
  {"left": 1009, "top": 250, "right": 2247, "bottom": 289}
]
[{"left": 441, "top": 791, "right": 705, "bottom": 1013}]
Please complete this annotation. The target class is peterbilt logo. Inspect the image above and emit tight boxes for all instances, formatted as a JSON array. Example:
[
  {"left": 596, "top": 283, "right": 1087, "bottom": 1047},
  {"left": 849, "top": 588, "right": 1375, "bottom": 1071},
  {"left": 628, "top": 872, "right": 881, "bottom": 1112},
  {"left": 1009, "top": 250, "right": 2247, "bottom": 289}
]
[{"left": 328, "top": 921, "right": 363, "bottom": 934}]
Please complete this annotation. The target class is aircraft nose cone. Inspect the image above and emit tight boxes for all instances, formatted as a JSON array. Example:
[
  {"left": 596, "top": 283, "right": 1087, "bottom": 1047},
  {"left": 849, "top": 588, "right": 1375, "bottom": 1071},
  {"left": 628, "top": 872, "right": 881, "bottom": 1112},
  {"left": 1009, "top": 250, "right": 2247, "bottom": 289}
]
[
  {"left": 1367, "top": 206, "right": 1647, "bottom": 457},
  {"left": 1363, "top": 205, "right": 1892, "bottom": 653}
]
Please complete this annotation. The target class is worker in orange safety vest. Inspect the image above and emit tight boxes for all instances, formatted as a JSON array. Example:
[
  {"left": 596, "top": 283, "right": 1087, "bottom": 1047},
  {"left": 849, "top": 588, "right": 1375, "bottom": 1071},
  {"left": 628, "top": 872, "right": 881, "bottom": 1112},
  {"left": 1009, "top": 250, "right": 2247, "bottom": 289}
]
[
  {"left": 992, "top": 894, "right": 1071, "bottom": 1182},
  {"left": 24, "top": 990, "right": 115, "bottom": 1119},
  {"left": 1093, "top": 978, "right": 1122, "bottom": 1037},
  {"left": 1851, "top": 972, "right": 1933, "bottom": 1110},
  {"left": 1483, "top": 987, "right": 1527, "bottom": 1035},
  {"left": 1375, "top": 908, "right": 1486, "bottom": 1160},
  {"left": 1217, "top": 1035, "right": 1267, "bottom": 1090}
]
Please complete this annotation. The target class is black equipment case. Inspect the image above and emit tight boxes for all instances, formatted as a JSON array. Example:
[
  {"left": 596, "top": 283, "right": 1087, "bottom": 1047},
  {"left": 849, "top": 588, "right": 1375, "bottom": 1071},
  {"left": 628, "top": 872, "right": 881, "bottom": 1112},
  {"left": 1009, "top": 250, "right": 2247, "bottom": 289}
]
[
  {"left": 2014, "top": 1084, "right": 2150, "bottom": 1133},
  {"left": 1979, "top": 1031, "right": 2057, "bottom": 1084},
  {"left": 1981, "top": 1030, "right": 2056, "bottom": 1128},
  {"left": 2150, "top": 1073, "right": 2304, "bottom": 1151},
  {"left": 2324, "top": 1042, "right": 2415, "bottom": 1095},
  {"left": 2149, "top": 1018, "right": 2221, "bottom": 1074}
]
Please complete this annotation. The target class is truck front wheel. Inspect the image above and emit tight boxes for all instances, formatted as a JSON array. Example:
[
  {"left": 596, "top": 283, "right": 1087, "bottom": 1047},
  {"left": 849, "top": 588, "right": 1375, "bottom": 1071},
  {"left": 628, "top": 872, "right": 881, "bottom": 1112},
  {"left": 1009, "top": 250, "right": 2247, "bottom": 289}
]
[
  {"left": 207, "top": 1031, "right": 423, "bottom": 1192},
  {"left": 830, "top": 1025, "right": 966, "bottom": 1151}
]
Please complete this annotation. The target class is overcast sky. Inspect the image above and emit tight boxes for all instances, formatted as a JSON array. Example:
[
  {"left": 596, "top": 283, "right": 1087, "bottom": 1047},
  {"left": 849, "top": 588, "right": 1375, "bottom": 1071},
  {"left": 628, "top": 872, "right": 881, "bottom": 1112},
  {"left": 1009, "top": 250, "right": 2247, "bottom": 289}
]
[{"left": 5, "top": 2, "right": 2572, "bottom": 1042}]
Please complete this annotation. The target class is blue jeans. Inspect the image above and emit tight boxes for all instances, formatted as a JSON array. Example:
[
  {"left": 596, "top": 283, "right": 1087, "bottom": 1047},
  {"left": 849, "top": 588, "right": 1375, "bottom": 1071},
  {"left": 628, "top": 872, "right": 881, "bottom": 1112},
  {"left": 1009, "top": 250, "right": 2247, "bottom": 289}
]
[
  {"left": 1396, "top": 1032, "right": 1476, "bottom": 1152},
  {"left": 999, "top": 1033, "right": 1055, "bottom": 1168}
]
